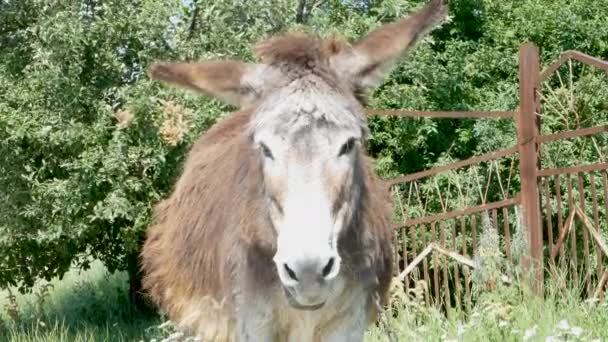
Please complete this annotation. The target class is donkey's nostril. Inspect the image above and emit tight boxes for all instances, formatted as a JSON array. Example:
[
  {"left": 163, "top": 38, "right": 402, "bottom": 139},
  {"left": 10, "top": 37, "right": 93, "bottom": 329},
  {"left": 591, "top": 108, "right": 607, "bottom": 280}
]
[
  {"left": 321, "top": 257, "right": 335, "bottom": 278},
  {"left": 283, "top": 263, "right": 298, "bottom": 282}
]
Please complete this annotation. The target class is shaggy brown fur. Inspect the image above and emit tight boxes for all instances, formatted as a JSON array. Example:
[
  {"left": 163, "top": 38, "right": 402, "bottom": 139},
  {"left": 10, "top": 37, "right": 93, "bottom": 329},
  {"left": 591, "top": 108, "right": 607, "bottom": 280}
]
[
  {"left": 141, "top": 107, "right": 394, "bottom": 338},
  {"left": 141, "top": 0, "right": 447, "bottom": 339}
]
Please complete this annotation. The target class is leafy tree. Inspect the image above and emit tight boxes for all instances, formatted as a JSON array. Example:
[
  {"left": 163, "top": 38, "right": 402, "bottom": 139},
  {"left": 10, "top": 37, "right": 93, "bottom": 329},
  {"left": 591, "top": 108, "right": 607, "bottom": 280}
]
[{"left": 1, "top": 0, "right": 607, "bottom": 308}]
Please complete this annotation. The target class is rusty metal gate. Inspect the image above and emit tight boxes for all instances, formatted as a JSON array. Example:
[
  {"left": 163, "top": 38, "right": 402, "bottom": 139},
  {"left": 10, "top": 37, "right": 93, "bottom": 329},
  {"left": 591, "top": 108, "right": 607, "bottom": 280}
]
[{"left": 365, "top": 43, "right": 608, "bottom": 312}]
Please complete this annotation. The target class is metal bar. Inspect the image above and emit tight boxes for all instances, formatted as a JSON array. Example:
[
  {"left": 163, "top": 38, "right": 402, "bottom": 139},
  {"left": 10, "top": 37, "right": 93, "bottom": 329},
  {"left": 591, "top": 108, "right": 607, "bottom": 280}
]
[
  {"left": 503, "top": 207, "right": 513, "bottom": 263},
  {"left": 365, "top": 109, "right": 515, "bottom": 119},
  {"left": 386, "top": 146, "right": 518, "bottom": 187},
  {"left": 452, "top": 218, "right": 461, "bottom": 311},
  {"left": 440, "top": 221, "right": 450, "bottom": 313},
  {"left": 551, "top": 210, "right": 576, "bottom": 260},
  {"left": 540, "top": 50, "right": 608, "bottom": 82},
  {"left": 398, "top": 244, "right": 433, "bottom": 281},
  {"left": 543, "top": 177, "right": 554, "bottom": 266},
  {"left": 392, "top": 196, "right": 520, "bottom": 228},
  {"left": 472, "top": 214, "right": 478, "bottom": 255},
  {"left": 538, "top": 163, "right": 608, "bottom": 177},
  {"left": 567, "top": 174, "right": 579, "bottom": 281},
  {"left": 431, "top": 222, "right": 440, "bottom": 308},
  {"left": 594, "top": 270, "right": 608, "bottom": 301},
  {"left": 461, "top": 216, "right": 471, "bottom": 311},
  {"left": 590, "top": 173, "right": 602, "bottom": 279},
  {"left": 602, "top": 171, "right": 608, "bottom": 230},
  {"left": 577, "top": 173, "right": 591, "bottom": 293},
  {"left": 575, "top": 206, "right": 608, "bottom": 258},
  {"left": 421, "top": 223, "right": 431, "bottom": 307},
  {"left": 410, "top": 225, "right": 418, "bottom": 267},
  {"left": 554, "top": 175, "right": 566, "bottom": 268},
  {"left": 518, "top": 42, "right": 543, "bottom": 293},
  {"left": 402, "top": 226, "right": 409, "bottom": 292},
  {"left": 537, "top": 125, "right": 608, "bottom": 144},
  {"left": 392, "top": 233, "right": 400, "bottom": 277},
  {"left": 603, "top": 170, "right": 608, "bottom": 301}
]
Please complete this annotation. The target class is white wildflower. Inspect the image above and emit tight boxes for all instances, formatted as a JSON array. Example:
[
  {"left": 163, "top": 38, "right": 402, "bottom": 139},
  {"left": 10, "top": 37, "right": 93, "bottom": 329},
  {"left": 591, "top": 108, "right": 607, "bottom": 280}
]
[
  {"left": 557, "top": 319, "right": 570, "bottom": 330},
  {"left": 570, "top": 326, "right": 583, "bottom": 337},
  {"left": 523, "top": 325, "right": 538, "bottom": 341},
  {"left": 545, "top": 336, "right": 561, "bottom": 342},
  {"left": 457, "top": 323, "right": 466, "bottom": 336}
]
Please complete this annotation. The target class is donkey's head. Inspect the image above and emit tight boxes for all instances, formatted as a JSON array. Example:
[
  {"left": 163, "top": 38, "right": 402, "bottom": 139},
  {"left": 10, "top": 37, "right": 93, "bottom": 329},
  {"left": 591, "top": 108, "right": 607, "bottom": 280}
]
[{"left": 148, "top": 0, "right": 447, "bottom": 310}]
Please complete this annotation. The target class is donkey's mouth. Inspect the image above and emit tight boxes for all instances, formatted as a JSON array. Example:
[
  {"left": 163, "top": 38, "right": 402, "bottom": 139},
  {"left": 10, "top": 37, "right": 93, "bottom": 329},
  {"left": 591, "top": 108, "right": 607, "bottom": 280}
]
[{"left": 283, "top": 286, "right": 326, "bottom": 311}]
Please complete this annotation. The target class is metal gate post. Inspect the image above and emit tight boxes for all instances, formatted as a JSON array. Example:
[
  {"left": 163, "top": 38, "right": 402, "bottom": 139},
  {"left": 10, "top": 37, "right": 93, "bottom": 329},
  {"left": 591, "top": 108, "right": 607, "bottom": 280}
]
[{"left": 518, "top": 42, "right": 544, "bottom": 295}]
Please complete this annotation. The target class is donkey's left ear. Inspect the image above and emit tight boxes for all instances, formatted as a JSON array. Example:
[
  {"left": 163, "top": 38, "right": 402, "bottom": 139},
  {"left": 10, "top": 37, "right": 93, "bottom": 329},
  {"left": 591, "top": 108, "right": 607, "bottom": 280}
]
[
  {"left": 330, "top": 0, "right": 448, "bottom": 92},
  {"left": 148, "top": 60, "right": 271, "bottom": 108}
]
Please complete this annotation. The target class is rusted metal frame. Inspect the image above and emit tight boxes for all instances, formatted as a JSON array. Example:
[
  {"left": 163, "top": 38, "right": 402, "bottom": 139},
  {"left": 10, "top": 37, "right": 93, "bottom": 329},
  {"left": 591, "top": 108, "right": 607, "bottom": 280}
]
[
  {"left": 392, "top": 232, "right": 400, "bottom": 277},
  {"left": 577, "top": 174, "right": 591, "bottom": 293},
  {"left": 542, "top": 177, "right": 554, "bottom": 266},
  {"left": 399, "top": 244, "right": 434, "bottom": 281},
  {"left": 589, "top": 174, "right": 603, "bottom": 281},
  {"left": 399, "top": 242, "right": 511, "bottom": 282},
  {"left": 440, "top": 222, "right": 450, "bottom": 313},
  {"left": 574, "top": 205, "right": 608, "bottom": 301},
  {"left": 365, "top": 109, "right": 515, "bottom": 118},
  {"left": 409, "top": 224, "right": 418, "bottom": 273},
  {"left": 399, "top": 243, "right": 478, "bottom": 279},
  {"left": 594, "top": 270, "right": 608, "bottom": 301},
  {"left": 537, "top": 125, "right": 608, "bottom": 144},
  {"left": 471, "top": 214, "right": 478, "bottom": 254},
  {"left": 386, "top": 146, "right": 518, "bottom": 188},
  {"left": 554, "top": 176, "right": 567, "bottom": 269},
  {"left": 402, "top": 227, "right": 408, "bottom": 292},
  {"left": 537, "top": 163, "right": 608, "bottom": 178},
  {"left": 430, "top": 222, "right": 440, "bottom": 308},
  {"left": 460, "top": 216, "right": 471, "bottom": 311},
  {"left": 503, "top": 207, "right": 513, "bottom": 263},
  {"left": 567, "top": 175, "right": 579, "bottom": 281},
  {"left": 421, "top": 223, "right": 431, "bottom": 306},
  {"left": 602, "top": 171, "right": 608, "bottom": 225},
  {"left": 551, "top": 210, "right": 575, "bottom": 261},
  {"left": 574, "top": 205, "right": 608, "bottom": 259},
  {"left": 603, "top": 171, "right": 608, "bottom": 300},
  {"left": 539, "top": 50, "right": 608, "bottom": 82},
  {"left": 518, "top": 43, "right": 544, "bottom": 293},
  {"left": 452, "top": 218, "right": 462, "bottom": 311},
  {"left": 392, "top": 196, "right": 520, "bottom": 229}
]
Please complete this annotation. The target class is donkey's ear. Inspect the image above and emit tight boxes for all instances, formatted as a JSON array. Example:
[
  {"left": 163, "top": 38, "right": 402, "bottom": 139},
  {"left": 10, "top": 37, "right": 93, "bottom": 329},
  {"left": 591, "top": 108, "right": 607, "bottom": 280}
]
[
  {"left": 148, "top": 60, "right": 268, "bottom": 107},
  {"left": 330, "top": 0, "right": 447, "bottom": 91}
]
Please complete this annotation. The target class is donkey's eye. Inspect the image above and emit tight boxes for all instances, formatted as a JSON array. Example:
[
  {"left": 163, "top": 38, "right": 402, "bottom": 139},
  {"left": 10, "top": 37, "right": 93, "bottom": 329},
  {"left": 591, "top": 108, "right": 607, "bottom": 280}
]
[
  {"left": 338, "top": 138, "right": 356, "bottom": 157},
  {"left": 260, "top": 143, "right": 274, "bottom": 160}
]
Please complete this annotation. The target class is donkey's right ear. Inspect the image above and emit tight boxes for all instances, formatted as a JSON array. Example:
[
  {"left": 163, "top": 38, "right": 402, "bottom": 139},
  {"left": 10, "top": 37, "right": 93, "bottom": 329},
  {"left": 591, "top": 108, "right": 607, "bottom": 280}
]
[{"left": 148, "top": 60, "right": 270, "bottom": 108}]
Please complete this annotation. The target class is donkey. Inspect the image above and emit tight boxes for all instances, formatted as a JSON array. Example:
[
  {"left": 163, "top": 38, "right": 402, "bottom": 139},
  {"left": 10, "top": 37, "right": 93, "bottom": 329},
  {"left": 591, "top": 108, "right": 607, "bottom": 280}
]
[{"left": 141, "top": 1, "right": 447, "bottom": 340}]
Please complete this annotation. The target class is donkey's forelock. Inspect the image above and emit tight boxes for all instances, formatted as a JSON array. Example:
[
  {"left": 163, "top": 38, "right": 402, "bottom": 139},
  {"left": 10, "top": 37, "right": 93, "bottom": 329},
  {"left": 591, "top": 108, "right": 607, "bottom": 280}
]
[{"left": 254, "top": 31, "right": 347, "bottom": 67}]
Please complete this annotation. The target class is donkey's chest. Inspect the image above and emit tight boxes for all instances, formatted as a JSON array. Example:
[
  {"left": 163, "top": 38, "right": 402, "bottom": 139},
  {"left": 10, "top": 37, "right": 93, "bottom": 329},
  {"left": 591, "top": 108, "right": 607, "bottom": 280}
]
[{"left": 276, "top": 283, "right": 370, "bottom": 342}]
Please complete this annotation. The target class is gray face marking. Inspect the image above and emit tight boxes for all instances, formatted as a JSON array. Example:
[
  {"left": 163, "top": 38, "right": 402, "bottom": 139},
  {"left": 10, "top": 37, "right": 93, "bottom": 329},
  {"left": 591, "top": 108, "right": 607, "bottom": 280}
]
[{"left": 249, "top": 75, "right": 367, "bottom": 309}]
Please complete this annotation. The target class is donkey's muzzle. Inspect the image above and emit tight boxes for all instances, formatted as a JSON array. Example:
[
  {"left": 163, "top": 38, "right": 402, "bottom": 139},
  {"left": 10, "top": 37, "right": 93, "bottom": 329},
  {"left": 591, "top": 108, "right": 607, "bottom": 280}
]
[{"left": 275, "top": 254, "right": 341, "bottom": 310}]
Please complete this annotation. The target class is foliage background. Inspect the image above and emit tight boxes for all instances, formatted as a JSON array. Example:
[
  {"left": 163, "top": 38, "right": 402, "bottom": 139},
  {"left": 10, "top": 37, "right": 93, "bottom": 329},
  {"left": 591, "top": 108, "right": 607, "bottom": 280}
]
[{"left": 1, "top": 0, "right": 607, "bottom": 310}]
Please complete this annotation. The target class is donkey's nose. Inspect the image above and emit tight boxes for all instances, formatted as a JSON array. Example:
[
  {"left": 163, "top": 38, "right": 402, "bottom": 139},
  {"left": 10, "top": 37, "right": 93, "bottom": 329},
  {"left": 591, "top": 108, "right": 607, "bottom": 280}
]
[{"left": 278, "top": 255, "right": 341, "bottom": 286}]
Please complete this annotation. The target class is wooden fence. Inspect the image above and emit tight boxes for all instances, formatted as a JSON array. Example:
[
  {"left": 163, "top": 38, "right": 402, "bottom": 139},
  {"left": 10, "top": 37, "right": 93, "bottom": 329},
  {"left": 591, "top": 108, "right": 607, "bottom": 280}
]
[{"left": 366, "top": 43, "right": 608, "bottom": 312}]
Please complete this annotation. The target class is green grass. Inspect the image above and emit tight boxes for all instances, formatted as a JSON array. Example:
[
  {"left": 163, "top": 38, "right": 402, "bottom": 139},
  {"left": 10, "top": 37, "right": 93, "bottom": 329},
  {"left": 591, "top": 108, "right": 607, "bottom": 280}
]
[
  {"left": 1, "top": 262, "right": 607, "bottom": 341},
  {"left": 0, "top": 260, "right": 161, "bottom": 342}
]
